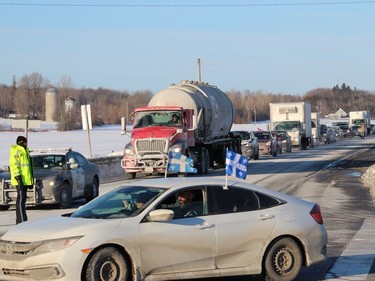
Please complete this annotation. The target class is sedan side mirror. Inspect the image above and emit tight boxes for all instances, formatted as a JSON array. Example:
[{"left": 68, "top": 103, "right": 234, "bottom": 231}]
[
  {"left": 69, "top": 163, "right": 80, "bottom": 170},
  {"left": 146, "top": 209, "right": 174, "bottom": 222}
]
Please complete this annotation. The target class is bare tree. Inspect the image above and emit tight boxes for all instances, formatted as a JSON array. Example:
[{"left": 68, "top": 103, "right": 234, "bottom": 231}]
[
  {"left": 15, "top": 72, "right": 47, "bottom": 119},
  {"left": 56, "top": 76, "right": 79, "bottom": 131}
]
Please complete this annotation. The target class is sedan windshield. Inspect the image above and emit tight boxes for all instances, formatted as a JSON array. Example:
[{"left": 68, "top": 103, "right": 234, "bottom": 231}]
[
  {"left": 32, "top": 155, "right": 66, "bottom": 170},
  {"left": 70, "top": 186, "right": 166, "bottom": 219}
]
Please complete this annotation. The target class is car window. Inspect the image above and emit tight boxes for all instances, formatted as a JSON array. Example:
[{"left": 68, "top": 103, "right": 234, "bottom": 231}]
[
  {"left": 33, "top": 155, "right": 66, "bottom": 169},
  {"left": 210, "top": 186, "right": 260, "bottom": 214},
  {"left": 156, "top": 188, "right": 206, "bottom": 219},
  {"left": 74, "top": 152, "right": 88, "bottom": 166},
  {"left": 209, "top": 186, "right": 284, "bottom": 214},
  {"left": 71, "top": 186, "right": 165, "bottom": 219},
  {"left": 256, "top": 191, "right": 283, "bottom": 208}
]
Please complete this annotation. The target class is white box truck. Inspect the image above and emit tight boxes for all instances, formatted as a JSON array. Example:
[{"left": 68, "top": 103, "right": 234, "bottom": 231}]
[
  {"left": 349, "top": 111, "right": 371, "bottom": 135},
  {"left": 269, "top": 102, "right": 313, "bottom": 150},
  {"left": 311, "top": 112, "right": 320, "bottom": 146}
]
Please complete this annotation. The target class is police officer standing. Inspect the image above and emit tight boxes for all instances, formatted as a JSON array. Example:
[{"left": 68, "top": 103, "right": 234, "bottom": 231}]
[{"left": 9, "top": 136, "right": 34, "bottom": 224}]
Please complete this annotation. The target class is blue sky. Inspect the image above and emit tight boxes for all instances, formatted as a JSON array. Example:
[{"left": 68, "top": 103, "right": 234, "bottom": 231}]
[{"left": 0, "top": 0, "right": 374, "bottom": 95}]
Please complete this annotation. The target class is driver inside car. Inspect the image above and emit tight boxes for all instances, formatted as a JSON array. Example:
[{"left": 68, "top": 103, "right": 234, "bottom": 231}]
[{"left": 176, "top": 190, "right": 202, "bottom": 218}]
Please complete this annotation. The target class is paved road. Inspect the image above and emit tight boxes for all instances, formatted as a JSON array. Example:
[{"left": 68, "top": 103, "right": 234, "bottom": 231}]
[{"left": 0, "top": 136, "right": 374, "bottom": 281}]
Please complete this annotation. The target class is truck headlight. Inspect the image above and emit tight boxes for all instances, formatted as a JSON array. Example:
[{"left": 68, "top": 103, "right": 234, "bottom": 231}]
[
  {"left": 171, "top": 145, "right": 183, "bottom": 153},
  {"left": 124, "top": 143, "right": 135, "bottom": 157}
]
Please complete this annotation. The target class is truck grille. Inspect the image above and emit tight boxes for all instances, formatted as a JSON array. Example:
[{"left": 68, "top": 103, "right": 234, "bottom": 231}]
[{"left": 135, "top": 139, "right": 167, "bottom": 153}]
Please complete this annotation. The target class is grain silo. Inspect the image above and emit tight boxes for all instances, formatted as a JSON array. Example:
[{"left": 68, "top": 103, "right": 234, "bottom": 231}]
[{"left": 45, "top": 88, "right": 58, "bottom": 122}]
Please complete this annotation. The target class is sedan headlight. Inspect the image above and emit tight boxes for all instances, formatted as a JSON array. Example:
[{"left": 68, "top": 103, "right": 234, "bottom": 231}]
[
  {"left": 32, "top": 236, "right": 83, "bottom": 254},
  {"left": 49, "top": 180, "right": 60, "bottom": 187}
]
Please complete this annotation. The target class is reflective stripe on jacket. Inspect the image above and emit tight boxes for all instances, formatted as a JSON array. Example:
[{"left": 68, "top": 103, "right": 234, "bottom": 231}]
[{"left": 9, "top": 145, "right": 34, "bottom": 186}]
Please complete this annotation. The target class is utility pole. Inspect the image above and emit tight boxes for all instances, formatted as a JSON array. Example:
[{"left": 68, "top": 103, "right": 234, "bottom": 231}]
[
  {"left": 197, "top": 58, "right": 201, "bottom": 83},
  {"left": 254, "top": 109, "right": 257, "bottom": 123}
]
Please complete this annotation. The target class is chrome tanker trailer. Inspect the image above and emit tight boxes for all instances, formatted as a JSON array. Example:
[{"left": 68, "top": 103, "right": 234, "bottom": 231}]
[{"left": 121, "top": 80, "right": 241, "bottom": 179}]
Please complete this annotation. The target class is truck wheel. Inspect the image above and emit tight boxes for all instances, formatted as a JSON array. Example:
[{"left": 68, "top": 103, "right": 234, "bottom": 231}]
[
  {"left": 205, "top": 151, "right": 210, "bottom": 174},
  {"left": 59, "top": 182, "right": 72, "bottom": 209},
  {"left": 126, "top": 173, "right": 136, "bottom": 180},
  {"left": 197, "top": 148, "right": 206, "bottom": 175},
  {"left": 214, "top": 146, "right": 226, "bottom": 168},
  {"left": 310, "top": 138, "right": 315, "bottom": 148}
]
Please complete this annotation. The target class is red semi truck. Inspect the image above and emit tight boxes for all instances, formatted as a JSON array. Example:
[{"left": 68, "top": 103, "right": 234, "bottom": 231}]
[{"left": 121, "top": 80, "right": 241, "bottom": 179}]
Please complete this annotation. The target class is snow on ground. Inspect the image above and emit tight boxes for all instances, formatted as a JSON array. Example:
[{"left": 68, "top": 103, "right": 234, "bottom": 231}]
[{"left": 0, "top": 124, "right": 130, "bottom": 168}]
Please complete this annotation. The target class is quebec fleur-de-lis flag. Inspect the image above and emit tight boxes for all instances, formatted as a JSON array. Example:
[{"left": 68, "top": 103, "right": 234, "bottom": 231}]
[
  {"left": 167, "top": 151, "right": 197, "bottom": 173},
  {"left": 225, "top": 150, "right": 249, "bottom": 179}
]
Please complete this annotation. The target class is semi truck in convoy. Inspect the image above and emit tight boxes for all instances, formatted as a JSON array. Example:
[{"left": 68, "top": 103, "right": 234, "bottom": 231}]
[
  {"left": 311, "top": 112, "right": 320, "bottom": 146},
  {"left": 349, "top": 111, "right": 371, "bottom": 135},
  {"left": 121, "top": 80, "right": 242, "bottom": 179},
  {"left": 269, "top": 102, "right": 313, "bottom": 150}
]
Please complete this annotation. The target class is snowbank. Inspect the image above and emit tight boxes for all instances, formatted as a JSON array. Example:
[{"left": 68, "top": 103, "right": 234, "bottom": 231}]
[{"left": 361, "top": 165, "right": 375, "bottom": 200}]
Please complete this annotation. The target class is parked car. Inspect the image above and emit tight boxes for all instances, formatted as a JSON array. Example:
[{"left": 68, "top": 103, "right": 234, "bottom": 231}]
[
  {"left": 332, "top": 121, "right": 350, "bottom": 138},
  {"left": 231, "top": 130, "right": 259, "bottom": 160},
  {"left": 319, "top": 124, "right": 334, "bottom": 144},
  {"left": 270, "top": 131, "right": 282, "bottom": 155},
  {"left": 272, "top": 130, "right": 292, "bottom": 153},
  {"left": 0, "top": 148, "right": 100, "bottom": 209},
  {"left": 0, "top": 177, "right": 327, "bottom": 281},
  {"left": 370, "top": 124, "right": 375, "bottom": 135},
  {"left": 254, "top": 130, "right": 278, "bottom": 156},
  {"left": 331, "top": 125, "right": 344, "bottom": 141}
]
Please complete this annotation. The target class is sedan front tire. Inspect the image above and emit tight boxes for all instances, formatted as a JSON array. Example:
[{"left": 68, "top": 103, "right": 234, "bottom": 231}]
[{"left": 85, "top": 247, "right": 129, "bottom": 281}]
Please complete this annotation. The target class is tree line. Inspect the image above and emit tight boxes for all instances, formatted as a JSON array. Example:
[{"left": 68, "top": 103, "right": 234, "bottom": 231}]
[{"left": 0, "top": 72, "right": 374, "bottom": 130}]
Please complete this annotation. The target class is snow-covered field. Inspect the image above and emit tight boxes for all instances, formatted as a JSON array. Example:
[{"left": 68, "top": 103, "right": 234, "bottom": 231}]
[{"left": 0, "top": 122, "right": 130, "bottom": 168}]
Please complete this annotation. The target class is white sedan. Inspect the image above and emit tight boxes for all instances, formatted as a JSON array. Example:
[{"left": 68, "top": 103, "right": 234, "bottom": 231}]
[{"left": 0, "top": 177, "right": 327, "bottom": 281}]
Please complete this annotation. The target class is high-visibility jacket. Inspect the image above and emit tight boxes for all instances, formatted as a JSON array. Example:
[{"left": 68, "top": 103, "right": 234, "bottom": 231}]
[
  {"left": 9, "top": 145, "right": 34, "bottom": 186},
  {"left": 358, "top": 124, "right": 366, "bottom": 133}
]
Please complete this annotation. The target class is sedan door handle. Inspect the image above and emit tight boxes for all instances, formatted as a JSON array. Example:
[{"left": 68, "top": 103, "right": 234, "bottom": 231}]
[
  {"left": 257, "top": 214, "right": 275, "bottom": 221},
  {"left": 196, "top": 223, "right": 215, "bottom": 230}
]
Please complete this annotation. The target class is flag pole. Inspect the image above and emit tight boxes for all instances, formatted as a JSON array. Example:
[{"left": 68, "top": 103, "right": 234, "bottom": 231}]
[
  {"left": 165, "top": 149, "right": 170, "bottom": 178},
  {"left": 224, "top": 147, "right": 228, "bottom": 189}
]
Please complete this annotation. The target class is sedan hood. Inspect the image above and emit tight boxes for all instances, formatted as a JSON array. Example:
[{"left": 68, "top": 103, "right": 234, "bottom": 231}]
[
  {"left": 34, "top": 169, "right": 61, "bottom": 178},
  {"left": 0, "top": 169, "right": 61, "bottom": 181},
  {"left": 1, "top": 216, "right": 121, "bottom": 242}
]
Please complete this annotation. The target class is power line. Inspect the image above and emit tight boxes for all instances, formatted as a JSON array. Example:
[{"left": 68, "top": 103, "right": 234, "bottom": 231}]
[{"left": 0, "top": 1, "right": 374, "bottom": 8}]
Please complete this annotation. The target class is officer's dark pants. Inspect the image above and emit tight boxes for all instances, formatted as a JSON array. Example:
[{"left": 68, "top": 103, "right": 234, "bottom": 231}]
[{"left": 16, "top": 185, "right": 28, "bottom": 224}]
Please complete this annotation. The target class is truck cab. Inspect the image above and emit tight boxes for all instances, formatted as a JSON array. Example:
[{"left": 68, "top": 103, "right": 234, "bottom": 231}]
[{"left": 121, "top": 107, "right": 194, "bottom": 179}]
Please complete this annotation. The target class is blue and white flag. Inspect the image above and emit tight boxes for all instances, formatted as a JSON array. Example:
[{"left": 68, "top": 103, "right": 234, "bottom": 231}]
[
  {"left": 167, "top": 151, "right": 197, "bottom": 173},
  {"left": 225, "top": 150, "right": 249, "bottom": 179}
]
